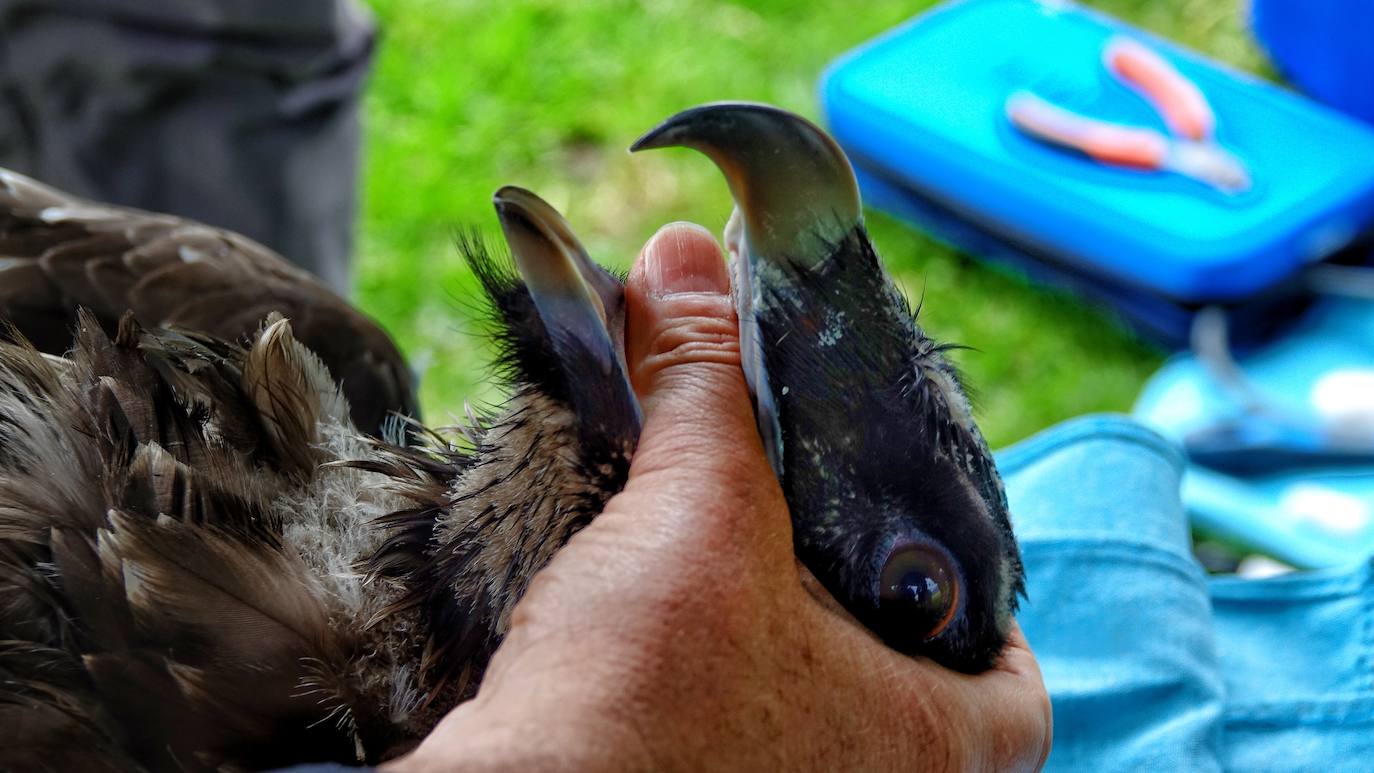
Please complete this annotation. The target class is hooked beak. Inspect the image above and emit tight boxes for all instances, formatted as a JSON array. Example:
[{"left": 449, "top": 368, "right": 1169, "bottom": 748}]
[
  {"left": 630, "top": 102, "right": 862, "bottom": 267},
  {"left": 492, "top": 186, "right": 641, "bottom": 446},
  {"left": 493, "top": 185, "right": 624, "bottom": 331},
  {"left": 630, "top": 103, "right": 868, "bottom": 473}
]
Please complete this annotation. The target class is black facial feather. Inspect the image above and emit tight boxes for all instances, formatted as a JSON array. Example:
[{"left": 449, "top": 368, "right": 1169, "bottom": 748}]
[
  {"left": 754, "top": 224, "right": 1024, "bottom": 673},
  {"left": 465, "top": 230, "right": 635, "bottom": 450},
  {"left": 464, "top": 232, "right": 576, "bottom": 407}
]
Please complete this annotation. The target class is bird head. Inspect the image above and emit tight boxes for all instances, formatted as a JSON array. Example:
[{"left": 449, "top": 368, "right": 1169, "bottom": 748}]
[
  {"left": 371, "top": 186, "right": 641, "bottom": 698},
  {"left": 490, "top": 184, "right": 641, "bottom": 460},
  {"left": 632, "top": 103, "right": 1024, "bottom": 672}
]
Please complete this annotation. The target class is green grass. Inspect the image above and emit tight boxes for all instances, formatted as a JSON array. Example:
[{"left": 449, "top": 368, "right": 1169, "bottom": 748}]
[{"left": 355, "top": 0, "right": 1268, "bottom": 448}]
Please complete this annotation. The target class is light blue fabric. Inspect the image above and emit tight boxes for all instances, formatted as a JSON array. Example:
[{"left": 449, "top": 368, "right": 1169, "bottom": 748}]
[{"left": 1001, "top": 415, "right": 1374, "bottom": 771}]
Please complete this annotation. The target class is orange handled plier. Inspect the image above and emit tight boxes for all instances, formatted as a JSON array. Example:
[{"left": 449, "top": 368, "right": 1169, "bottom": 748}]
[{"left": 1006, "top": 37, "right": 1251, "bottom": 194}]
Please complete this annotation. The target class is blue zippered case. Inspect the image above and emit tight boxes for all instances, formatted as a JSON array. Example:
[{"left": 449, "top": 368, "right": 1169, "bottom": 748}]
[{"left": 820, "top": 0, "right": 1374, "bottom": 345}]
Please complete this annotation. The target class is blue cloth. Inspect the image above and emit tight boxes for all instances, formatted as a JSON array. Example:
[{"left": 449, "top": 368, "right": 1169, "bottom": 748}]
[{"left": 1002, "top": 415, "right": 1374, "bottom": 771}]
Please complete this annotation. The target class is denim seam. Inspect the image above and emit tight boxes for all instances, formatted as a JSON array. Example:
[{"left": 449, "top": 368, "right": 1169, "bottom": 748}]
[
  {"left": 1020, "top": 537, "right": 1203, "bottom": 581},
  {"left": 996, "top": 415, "right": 1184, "bottom": 475},
  {"left": 1224, "top": 695, "right": 1374, "bottom": 726},
  {"left": 1209, "top": 560, "right": 1372, "bottom": 601}
]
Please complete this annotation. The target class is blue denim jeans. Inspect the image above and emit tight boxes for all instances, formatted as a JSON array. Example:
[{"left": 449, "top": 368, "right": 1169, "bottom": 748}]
[{"left": 1003, "top": 415, "right": 1374, "bottom": 771}]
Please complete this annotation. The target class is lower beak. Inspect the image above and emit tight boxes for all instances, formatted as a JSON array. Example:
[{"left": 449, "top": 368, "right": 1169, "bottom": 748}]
[{"left": 491, "top": 186, "right": 642, "bottom": 447}]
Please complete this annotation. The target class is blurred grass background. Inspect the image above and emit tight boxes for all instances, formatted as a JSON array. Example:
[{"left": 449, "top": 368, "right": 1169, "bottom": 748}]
[{"left": 355, "top": 0, "right": 1270, "bottom": 448}]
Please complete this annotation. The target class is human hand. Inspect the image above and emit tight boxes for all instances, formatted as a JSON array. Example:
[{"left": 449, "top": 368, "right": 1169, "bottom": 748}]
[{"left": 388, "top": 222, "right": 1051, "bottom": 772}]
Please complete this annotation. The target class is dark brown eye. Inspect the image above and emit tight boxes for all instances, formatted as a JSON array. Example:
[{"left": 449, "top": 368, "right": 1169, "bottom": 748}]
[{"left": 878, "top": 542, "right": 960, "bottom": 641}]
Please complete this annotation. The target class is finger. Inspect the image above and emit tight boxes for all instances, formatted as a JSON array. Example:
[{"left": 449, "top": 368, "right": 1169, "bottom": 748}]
[
  {"left": 611, "top": 222, "right": 790, "bottom": 547},
  {"left": 835, "top": 615, "right": 1048, "bottom": 772},
  {"left": 625, "top": 221, "right": 746, "bottom": 423},
  {"left": 993, "top": 622, "right": 1053, "bottom": 769},
  {"left": 957, "top": 620, "right": 1053, "bottom": 771}
]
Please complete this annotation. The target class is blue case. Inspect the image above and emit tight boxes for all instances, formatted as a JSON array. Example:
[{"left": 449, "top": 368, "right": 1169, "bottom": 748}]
[{"left": 820, "top": 0, "right": 1374, "bottom": 345}]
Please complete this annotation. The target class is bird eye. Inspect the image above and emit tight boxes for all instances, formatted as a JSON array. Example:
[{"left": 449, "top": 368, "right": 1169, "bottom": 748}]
[{"left": 878, "top": 542, "right": 960, "bottom": 641}]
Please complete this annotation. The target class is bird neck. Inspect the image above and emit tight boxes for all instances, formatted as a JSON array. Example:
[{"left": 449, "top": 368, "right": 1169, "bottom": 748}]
[{"left": 416, "top": 388, "right": 629, "bottom": 688}]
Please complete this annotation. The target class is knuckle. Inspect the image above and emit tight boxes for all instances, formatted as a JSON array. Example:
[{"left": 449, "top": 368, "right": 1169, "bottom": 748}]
[{"left": 638, "top": 312, "right": 740, "bottom": 374}]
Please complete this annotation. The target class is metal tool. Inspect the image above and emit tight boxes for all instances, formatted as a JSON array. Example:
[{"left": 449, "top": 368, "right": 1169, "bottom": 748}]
[{"left": 1006, "top": 37, "right": 1251, "bottom": 194}]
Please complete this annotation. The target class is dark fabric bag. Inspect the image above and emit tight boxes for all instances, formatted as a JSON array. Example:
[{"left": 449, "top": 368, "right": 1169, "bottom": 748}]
[{"left": 0, "top": 0, "right": 375, "bottom": 293}]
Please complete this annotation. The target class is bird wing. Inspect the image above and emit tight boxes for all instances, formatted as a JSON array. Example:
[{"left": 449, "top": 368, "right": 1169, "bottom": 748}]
[
  {"left": 0, "top": 167, "right": 417, "bottom": 435},
  {"left": 0, "top": 311, "right": 389, "bottom": 772}
]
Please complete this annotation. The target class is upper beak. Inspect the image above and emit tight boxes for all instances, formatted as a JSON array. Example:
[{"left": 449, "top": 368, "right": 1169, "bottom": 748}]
[
  {"left": 630, "top": 103, "right": 867, "bottom": 472},
  {"left": 630, "top": 102, "right": 862, "bottom": 267}
]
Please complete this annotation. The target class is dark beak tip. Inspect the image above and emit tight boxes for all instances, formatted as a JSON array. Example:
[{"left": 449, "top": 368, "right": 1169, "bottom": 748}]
[
  {"left": 628, "top": 122, "right": 679, "bottom": 154},
  {"left": 629, "top": 102, "right": 757, "bottom": 154},
  {"left": 630, "top": 101, "right": 819, "bottom": 150},
  {"left": 491, "top": 187, "right": 566, "bottom": 239},
  {"left": 492, "top": 204, "right": 526, "bottom": 237},
  {"left": 492, "top": 185, "right": 534, "bottom": 210}
]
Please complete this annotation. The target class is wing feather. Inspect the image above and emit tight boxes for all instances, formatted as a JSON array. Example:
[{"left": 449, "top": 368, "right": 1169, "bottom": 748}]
[
  {"left": 0, "top": 167, "right": 416, "bottom": 434},
  {"left": 0, "top": 312, "right": 379, "bottom": 771}
]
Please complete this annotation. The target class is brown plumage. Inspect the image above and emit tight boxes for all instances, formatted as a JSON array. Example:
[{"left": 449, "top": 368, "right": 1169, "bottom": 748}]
[
  {"left": 0, "top": 181, "right": 634, "bottom": 770},
  {"left": 0, "top": 168, "right": 417, "bottom": 436}
]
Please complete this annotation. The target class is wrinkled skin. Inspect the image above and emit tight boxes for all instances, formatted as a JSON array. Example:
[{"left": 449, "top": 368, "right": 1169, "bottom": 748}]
[{"left": 387, "top": 224, "right": 1051, "bottom": 772}]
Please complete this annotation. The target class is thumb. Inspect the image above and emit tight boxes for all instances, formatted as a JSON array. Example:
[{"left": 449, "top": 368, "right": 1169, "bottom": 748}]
[{"left": 618, "top": 222, "right": 787, "bottom": 544}]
